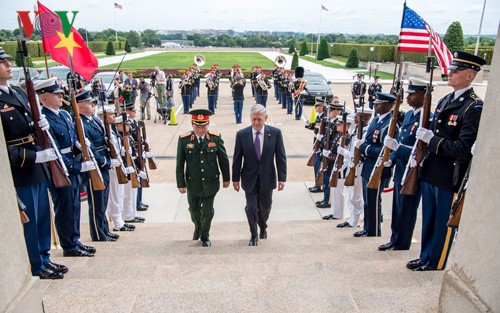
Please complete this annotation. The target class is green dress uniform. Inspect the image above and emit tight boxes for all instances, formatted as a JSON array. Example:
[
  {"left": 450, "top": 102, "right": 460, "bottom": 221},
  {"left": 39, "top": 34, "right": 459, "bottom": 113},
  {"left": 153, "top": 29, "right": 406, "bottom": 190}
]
[{"left": 176, "top": 130, "right": 230, "bottom": 242}]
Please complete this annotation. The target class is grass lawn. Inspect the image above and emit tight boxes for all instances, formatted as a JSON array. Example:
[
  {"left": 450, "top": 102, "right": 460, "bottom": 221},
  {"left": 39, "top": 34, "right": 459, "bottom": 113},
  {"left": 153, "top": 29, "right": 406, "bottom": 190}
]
[
  {"left": 358, "top": 70, "right": 394, "bottom": 80},
  {"left": 99, "top": 52, "right": 275, "bottom": 70}
]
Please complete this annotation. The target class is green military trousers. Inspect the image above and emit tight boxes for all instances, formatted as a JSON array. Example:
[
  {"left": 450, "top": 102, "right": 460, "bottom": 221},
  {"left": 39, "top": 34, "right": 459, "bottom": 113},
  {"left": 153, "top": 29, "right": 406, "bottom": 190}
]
[{"left": 187, "top": 192, "right": 215, "bottom": 241}]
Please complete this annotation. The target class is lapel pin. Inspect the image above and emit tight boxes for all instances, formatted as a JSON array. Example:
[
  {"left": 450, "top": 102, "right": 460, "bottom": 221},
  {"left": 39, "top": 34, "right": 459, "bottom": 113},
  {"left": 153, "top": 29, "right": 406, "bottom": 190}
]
[{"left": 459, "top": 97, "right": 464, "bottom": 101}]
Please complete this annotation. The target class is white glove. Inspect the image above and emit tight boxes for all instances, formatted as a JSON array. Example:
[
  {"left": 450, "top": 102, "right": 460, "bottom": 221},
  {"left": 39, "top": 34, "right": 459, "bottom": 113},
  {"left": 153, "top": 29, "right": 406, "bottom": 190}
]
[
  {"left": 305, "top": 120, "right": 311, "bottom": 127},
  {"left": 35, "top": 148, "right": 58, "bottom": 163},
  {"left": 110, "top": 158, "right": 121, "bottom": 168},
  {"left": 471, "top": 142, "right": 476, "bottom": 156},
  {"left": 84, "top": 138, "right": 91, "bottom": 147},
  {"left": 138, "top": 171, "right": 148, "bottom": 179},
  {"left": 144, "top": 151, "right": 153, "bottom": 158},
  {"left": 349, "top": 161, "right": 356, "bottom": 168},
  {"left": 38, "top": 114, "right": 50, "bottom": 131},
  {"left": 110, "top": 136, "right": 118, "bottom": 146},
  {"left": 80, "top": 161, "right": 96, "bottom": 172},
  {"left": 384, "top": 160, "right": 392, "bottom": 167},
  {"left": 124, "top": 166, "right": 135, "bottom": 174},
  {"left": 354, "top": 138, "right": 363, "bottom": 148},
  {"left": 322, "top": 150, "right": 332, "bottom": 158},
  {"left": 337, "top": 146, "right": 349, "bottom": 157},
  {"left": 384, "top": 136, "right": 399, "bottom": 151},
  {"left": 408, "top": 157, "right": 417, "bottom": 168},
  {"left": 144, "top": 138, "right": 150, "bottom": 145},
  {"left": 120, "top": 147, "right": 126, "bottom": 156},
  {"left": 416, "top": 127, "right": 434, "bottom": 144},
  {"left": 76, "top": 138, "right": 92, "bottom": 150},
  {"left": 316, "top": 133, "right": 323, "bottom": 141}
]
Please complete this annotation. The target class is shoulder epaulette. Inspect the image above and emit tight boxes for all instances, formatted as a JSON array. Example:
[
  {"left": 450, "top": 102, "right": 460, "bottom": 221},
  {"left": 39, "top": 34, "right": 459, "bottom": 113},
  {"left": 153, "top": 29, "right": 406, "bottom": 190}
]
[
  {"left": 470, "top": 93, "right": 482, "bottom": 103},
  {"left": 180, "top": 131, "right": 192, "bottom": 138},
  {"left": 465, "top": 93, "right": 483, "bottom": 113},
  {"left": 208, "top": 131, "right": 220, "bottom": 137}
]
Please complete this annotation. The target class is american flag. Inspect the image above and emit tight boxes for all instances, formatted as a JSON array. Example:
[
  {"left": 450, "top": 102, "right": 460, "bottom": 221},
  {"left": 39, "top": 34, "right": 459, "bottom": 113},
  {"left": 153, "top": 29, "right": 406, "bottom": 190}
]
[
  {"left": 114, "top": 2, "right": 122, "bottom": 9},
  {"left": 398, "top": 4, "right": 452, "bottom": 75}
]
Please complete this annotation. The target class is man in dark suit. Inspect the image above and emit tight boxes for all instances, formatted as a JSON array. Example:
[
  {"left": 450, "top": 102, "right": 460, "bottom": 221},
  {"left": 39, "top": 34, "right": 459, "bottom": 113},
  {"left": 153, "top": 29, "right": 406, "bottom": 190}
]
[{"left": 232, "top": 104, "right": 287, "bottom": 246}]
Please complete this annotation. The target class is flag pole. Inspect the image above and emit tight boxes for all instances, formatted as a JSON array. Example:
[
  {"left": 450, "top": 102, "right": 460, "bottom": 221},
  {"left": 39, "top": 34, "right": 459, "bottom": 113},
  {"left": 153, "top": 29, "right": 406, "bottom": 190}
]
[
  {"left": 474, "top": 0, "right": 487, "bottom": 56},
  {"left": 114, "top": 5, "right": 118, "bottom": 42},
  {"left": 316, "top": 6, "right": 322, "bottom": 61},
  {"left": 392, "top": 1, "right": 407, "bottom": 93},
  {"left": 33, "top": 3, "right": 51, "bottom": 77}
]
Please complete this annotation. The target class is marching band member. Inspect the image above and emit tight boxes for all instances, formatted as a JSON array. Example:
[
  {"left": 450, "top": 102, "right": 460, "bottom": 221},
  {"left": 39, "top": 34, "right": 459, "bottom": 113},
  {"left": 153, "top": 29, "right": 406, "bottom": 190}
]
[
  {"left": 231, "top": 75, "right": 246, "bottom": 124},
  {"left": 206, "top": 71, "right": 218, "bottom": 113},
  {"left": 292, "top": 67, "right": 307, "bottom": 120}
]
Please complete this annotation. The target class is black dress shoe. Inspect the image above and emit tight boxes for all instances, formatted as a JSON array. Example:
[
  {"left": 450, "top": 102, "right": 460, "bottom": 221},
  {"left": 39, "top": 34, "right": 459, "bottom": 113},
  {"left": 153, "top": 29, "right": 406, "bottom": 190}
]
[
  {"left": 63, "top": 249, "right": 95, "bottom": 257},
  {"left": 378, "top": 242, "right": 395, "bottom": 251},
  {"left": 78, "top": 244, "right": 96, "bottom": 253},
  {"left": 125, "top": 217, "right": 145, "bottom": 223},
  {"left": 413, "top": 264, "right": 438, "bottom": 272},
  {"left": 93, "top": 236, "right": 117, "bottom": 242},
  {"left": 337, "top": 221, "right": 352, "bottom": 228},
  {"left": 406, "top": 258, "right": 425, "bottom": 270},
  {"left": 193, "top": 230, "right": 200, "bottom": 240},
  {"left": 38, "top": 268, "right": 64, "bottom": 280},
  {"left": 309, "top": 186, "right": 323, "bottom": 193},
  {"left": 114, "top": 225, "right": 134, "bottom": 231},
  {"left": 249, "top": 237, "right": 258, "bottom": 246},
  {"left": 107, "top": 232, "right": 120, "bottom": 239},
  {"left": 124, "top": 223, "right": 136, "bottom": 229},
  {"left": 259, "top": 230, "right": 267, "bottom": 239},
  {"left": 202, "top": 240, "right": 211, "bottom": 247},
  {"left": 353, "top": 230, "right": 368, "bottom": 237},
  {"left": 137, "top": 205, "right": 148, "bottom": 211},
  {"left": 322, "top": 214, "right": 333, "bottom": 220},
  {"left": 316, "top": 202, "right": 330, "bottom": 208},
  {"left": 135, "top": 216, "right": 145, "bottom": 221},
  {"left": 140, "top": 202, "right": 149, "bottom": 208},
  {"left": 315, "top": 200, "right": 323, "bottom": 205},
  {"left": 44, "top": 262, "right": 68, "bottom": 274}
]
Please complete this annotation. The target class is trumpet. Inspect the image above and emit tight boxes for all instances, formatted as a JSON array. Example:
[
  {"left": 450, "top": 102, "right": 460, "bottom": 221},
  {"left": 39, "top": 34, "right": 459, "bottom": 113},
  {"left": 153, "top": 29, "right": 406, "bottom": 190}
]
[
  {"left": 275, "top": 55, "right": 287, "bottom": 68},
  {"left": 194, "top": 54, "right": 205, "bottom": 67}
]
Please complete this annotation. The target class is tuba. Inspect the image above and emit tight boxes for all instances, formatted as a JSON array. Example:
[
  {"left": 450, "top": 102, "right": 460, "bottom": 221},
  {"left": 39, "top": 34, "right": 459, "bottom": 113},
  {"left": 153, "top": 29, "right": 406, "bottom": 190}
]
[
  {"left": 275, "top": 55, "right": 287, "bottom": 68},
  {"left": 194, "top": 54, "right": 205, "bottom": 67},
  {"left": 256, "top": 73, "right": 269, "bottom": 90}
]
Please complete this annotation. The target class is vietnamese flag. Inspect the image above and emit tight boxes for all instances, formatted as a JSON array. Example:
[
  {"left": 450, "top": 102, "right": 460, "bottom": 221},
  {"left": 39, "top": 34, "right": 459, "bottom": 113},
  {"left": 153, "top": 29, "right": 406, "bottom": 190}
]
[{"left": 37, "top": 1, "right": 98, "bottom": 81}]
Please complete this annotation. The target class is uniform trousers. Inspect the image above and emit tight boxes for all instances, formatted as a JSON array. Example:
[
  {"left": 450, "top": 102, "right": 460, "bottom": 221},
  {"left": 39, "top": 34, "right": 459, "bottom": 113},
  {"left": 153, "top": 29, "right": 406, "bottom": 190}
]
[
  {"left": 244, "top": 184, "right": 273, "bottom": 239},
  {"left": 329, "top": 178, "right": 346, "bottom": 219},
  {"left": 295, "top": 99, "right": 304, "bottom": 120},
  {"left": 258, "top": 95, "right": 268, "bottom": 107},
  {"left": 274, "top": 84, "right": 279, "bottom": 100},
  {"left": 280, "top": 92, "right": 287, "bottom": 109},
  {"left": 208, "top": 95, "right": 216, "bottom": 113},
  {"left": 420, "top": 182, "right": 456, "bottom": 269},
  {"left": 107, "top": 168, "right": 125, "bottom": 229},
  {"left": 347, "top": 171, "right": 364, "bottom": 227},
  {"left": 393, "top": 181, "right": 421, "bottom": 249},
  {"left": 48, "top": 174, "right": 81, "bottom": 252},
  {"left": 187, "top": 192, "right": 215, "bottom": 241},
  {"left": 86, "top": 170, "right": 110, "bottom": 241},
  {"left": 362, "top": 177, "right": 389, "bottom": 237},
  {"left": 123, "top": 180, "right": 138, "bottom": 221},
  {"left": 181, "top": 95, "right": 191, "bottom": 113},
  {"left": 17, "top": 181, "right": 51, "bottom": 275},
  {"left": 286, "top": 96, "right": 293, "bottom": 114},
  {"left": 233, "top": 100, "right": 243, "bottom": 124}
]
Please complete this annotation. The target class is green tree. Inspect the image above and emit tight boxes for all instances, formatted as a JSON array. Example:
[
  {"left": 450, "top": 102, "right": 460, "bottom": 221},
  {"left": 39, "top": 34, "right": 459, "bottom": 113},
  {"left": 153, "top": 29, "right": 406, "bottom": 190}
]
[
  {"left": 288, "top": 42, "right": 296, "bottom": 53},
  {"left": 141, "top": 29, "right": 160, "bottom": 47},
  {"left": 105, "top": 40, "right": 116, "bottom": 55},
  {"left": 346, "top": 49, "right": 359, "bottom": 68},
  {"left": 124, "top": 40, "right": 132, "bottom": 52},
  {"left": 291, "top": 52, "right": 299, "bottom": 70},
  {"left": 443, "top": 21, "right": 466, "bottom": 51},
  {"left": 317, "top": 38, "right": 330, "bottom": 60},
  {"left": 299, "top": 41, "right": 309, "bottom": 56},
  {"left": 125, "top": 30, "right": 141, "bottom": 47},
  {"left": 15, "top": 50, "right": 33, "bottom": 67}
]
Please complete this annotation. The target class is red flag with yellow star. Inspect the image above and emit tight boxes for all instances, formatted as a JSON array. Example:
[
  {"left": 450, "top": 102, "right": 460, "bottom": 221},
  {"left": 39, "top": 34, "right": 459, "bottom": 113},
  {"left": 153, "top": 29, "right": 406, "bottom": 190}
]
[{"left": 37, "top": 1, "right": 98, "bottom": 81}]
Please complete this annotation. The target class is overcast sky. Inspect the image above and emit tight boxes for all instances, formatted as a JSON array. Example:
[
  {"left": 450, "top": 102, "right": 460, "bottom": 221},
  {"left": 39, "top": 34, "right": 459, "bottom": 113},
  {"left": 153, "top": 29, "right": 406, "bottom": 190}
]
[{"left": 1, "top": 0, "right": 499, "bottom": 36}]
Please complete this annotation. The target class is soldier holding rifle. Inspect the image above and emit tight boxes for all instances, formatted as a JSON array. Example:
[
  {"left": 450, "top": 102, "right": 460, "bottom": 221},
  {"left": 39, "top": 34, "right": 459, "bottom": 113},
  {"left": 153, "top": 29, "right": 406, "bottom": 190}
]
[
  {"left": 0, "top": 48, "right": 67, "bottom": 279},
  {"left": 407, "top": 51, "right": 486, "bottom": 271},
  {"left": 305, "top": 99, "right": 327, "bottom": 193}
]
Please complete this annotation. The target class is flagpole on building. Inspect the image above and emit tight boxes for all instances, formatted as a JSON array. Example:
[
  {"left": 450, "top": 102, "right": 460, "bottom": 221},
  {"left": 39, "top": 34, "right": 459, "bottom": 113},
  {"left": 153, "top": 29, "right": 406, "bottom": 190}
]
[
  {"left": 474, "top": 0, "right": 487, "bottom": 56},
  {"left": 114, "top": 5, "right": 118, "bottom": 42}
]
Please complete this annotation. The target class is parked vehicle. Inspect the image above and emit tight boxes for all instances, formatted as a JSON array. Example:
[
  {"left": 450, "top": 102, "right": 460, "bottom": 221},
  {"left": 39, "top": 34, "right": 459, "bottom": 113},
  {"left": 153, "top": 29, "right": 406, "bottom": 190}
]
[{"left": 301, "top": 72, "right": 333, "bottom": 104}]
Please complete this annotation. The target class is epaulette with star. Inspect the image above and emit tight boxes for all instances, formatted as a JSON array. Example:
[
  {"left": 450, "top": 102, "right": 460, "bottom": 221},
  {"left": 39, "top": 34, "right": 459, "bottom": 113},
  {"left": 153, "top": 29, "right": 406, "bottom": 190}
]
[
  {"left": 180, "top": 131, "right": 192, "bottom": 138},
  {"left": 208, "top": 131, "right": 220, "bottom": 137}
]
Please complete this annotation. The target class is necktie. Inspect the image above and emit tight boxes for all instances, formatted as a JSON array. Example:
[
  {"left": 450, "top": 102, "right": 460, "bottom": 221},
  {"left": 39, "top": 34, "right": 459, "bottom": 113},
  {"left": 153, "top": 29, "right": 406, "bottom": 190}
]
[
  {"left": 254, "top": 131, "right": 261, "bottom": 160},
  {"left": 198, "top": 137, "right": 203, "bottom": 144},
  {"left": 442, "top": 92, "right": 454, "bottom": 110}
]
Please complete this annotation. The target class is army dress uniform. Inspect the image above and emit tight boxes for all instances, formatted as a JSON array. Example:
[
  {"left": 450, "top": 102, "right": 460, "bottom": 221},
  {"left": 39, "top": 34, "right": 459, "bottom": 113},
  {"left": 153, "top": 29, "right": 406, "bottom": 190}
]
[
  {"left": 368, "top": 77, "right": 382, "bottom": 109},
  {"left": 352, "top": 74, "right": 367, "bottom": 106},
  {"left": 176, "top": 110, "right": 230, "bottom": 245},
  {"left": 306, "top": 103, "right": 327, "bottom": 189}
]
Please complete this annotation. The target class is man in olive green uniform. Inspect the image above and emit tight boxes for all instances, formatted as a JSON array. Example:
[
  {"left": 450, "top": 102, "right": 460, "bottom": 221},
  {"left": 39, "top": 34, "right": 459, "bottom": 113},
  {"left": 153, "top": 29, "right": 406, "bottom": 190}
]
[{"left": 176, "top": 109, "right": 230, "bottom": 247}]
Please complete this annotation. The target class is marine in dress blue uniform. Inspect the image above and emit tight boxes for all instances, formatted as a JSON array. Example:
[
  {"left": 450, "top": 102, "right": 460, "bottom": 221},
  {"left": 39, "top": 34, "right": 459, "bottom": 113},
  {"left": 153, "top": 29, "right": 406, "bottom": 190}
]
[
  {"left": 36, "top": 78, "right": 96, "bottom": 257},
  {"left": 408, "top": 51, "right": 486, "bottom": 271},
  {"left": 378, "top": 78, "right": 428, "bottom": 251},
  {"left": 0, "top": 49, "right": 66, "bottom": 279}
]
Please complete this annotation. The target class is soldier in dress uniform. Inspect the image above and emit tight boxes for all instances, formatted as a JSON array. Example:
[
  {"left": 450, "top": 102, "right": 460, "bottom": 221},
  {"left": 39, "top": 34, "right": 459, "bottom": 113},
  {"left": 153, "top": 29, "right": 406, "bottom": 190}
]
[
  {"left": 292, "top": 67, "right": 307, "bottom": 120},
  {"left": 176, "top": 109, "right": 230, "bottom": 247},
  {"left": 271, "top": 65, "right": 280, "bottom": 101},
  {"left": 354, "top": 92, "right": 397, "bottom": 237},
  {"left": 368, "top": 76, "right": 382, "bottom": 110},
  {"left": 407, "top": 51, "right": 486, "bottom": 271},
  {"left": 285, "top": 72, "right": 294, "bottom": 115},
  {"left": 306, "top": 99, "right": 327, "bottom": 193},
  {"left": 379, "top": 78, "right": 428, "bottom": 251},
  {"left": 352, "top": 73, "right": 367, "bottom": 107},
  {"left": 36, "top": 78, "right": 96, "bottom": 257},
  {"left": 205, "top": 71, "right": 218, "bottom": 113},
  {"left": 255, "top": 73, "right": 272, "bottom": 107},
  {"left": 0, "top": 49, "right": 66, "bottom": 279}
]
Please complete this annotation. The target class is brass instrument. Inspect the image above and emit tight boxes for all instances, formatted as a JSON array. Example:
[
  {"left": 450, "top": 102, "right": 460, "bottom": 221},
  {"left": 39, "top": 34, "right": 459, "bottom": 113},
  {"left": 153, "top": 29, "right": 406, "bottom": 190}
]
[
  {"left": 275, "top": 55, "right": 287, "bottom": 67},
  {"left": 256, "top": 73, "right": 270, "bottom": 90},
  {"left": 194, "top": 54, "right": 205, "bottom": 67},
  {"left": 293, "top": 79, "right": 307, "bottom": 98}
]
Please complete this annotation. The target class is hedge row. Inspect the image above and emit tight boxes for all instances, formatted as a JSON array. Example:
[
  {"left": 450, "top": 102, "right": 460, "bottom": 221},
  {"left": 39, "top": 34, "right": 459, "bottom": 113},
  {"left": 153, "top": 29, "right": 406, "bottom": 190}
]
[{"left": 0, "top": 40, "right": 124, "bottom": 58}]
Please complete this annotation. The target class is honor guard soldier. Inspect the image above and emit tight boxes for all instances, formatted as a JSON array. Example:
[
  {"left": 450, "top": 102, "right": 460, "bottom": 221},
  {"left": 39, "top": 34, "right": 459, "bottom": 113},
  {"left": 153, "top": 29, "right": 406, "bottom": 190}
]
[
  {"left": 379, "top": 78, "right": 428, "bottom": 251},
  {"left": 306, "top": 99, "right": 327, "bottom": 193},
  {"left": 176, "top": 109, "right": 230, "bottom": 247},
  {"left": 408, "top": 51, "right": 486, "bottom": 271},
  {"left": 352, "top": 73, "right": 367, "bottom": 107},
  {"left": 36, "top": 78, "right": 96, "bottom": 257},
  {"left": 292, "top": 67, "right": 307, "bottom": 120},
  {"left": 368, "top": 76, "right": 382, "bottom": 109},
  {"left": 355, "top": 92, "right": 397, "bottom": 237},
  {"left": 0, "top": 49, "right": 67, "bottom": 279},
  {"left": 76, "top": 90, "right": 117, "bottom": 242}
]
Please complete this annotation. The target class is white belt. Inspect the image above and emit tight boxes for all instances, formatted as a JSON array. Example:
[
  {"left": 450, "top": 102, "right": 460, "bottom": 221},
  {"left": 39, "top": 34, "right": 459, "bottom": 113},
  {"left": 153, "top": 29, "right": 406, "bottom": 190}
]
[{"left": 60, "top": 147, "right": 72, "bottom": 154}]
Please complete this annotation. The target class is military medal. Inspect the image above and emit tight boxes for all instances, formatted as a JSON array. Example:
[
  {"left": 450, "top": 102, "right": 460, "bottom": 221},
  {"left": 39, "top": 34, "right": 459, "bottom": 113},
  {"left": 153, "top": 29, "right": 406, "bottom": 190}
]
[
  {"left": 208, "top": 142, "right": 216, "bottom": 147},
  {"left": 187, "top": 143, "right": 194, "bottom": 148}
]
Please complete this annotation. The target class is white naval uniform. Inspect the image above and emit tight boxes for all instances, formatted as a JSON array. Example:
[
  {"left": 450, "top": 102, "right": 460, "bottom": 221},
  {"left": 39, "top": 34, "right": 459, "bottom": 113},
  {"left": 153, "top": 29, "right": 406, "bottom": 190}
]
[
  {"left": 107, "top": 127, "right": 126, "bottom": 229},
  {"left": 345, "top": 125, "right": 367, "bottom": 227}
]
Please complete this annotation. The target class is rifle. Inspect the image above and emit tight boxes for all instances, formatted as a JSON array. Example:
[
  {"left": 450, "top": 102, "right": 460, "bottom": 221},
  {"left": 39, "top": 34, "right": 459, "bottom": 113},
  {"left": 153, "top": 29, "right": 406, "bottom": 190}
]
[
  {"left": 344, "top": 105, "right": 365, "bottom": 186},
  {"left": 316, "top": 114, "right": 334, "bottom": 186},
  {"left": 330, "top": 104, "right": 348, "bottom": 188},
  {"left": 98, "top": 79, "right": 128, "bottom": 184},
  {"left": 16, "top": 40, "right": 71, "bottom": 188},
  {"left": 367, "top": 55, "right": 404, "bottom": 189},
  {"left": 121, "top": 112, "right": 141, "bottom": 188},
  {"left": 400, "top": 56, "right": 435, "bottom": 195},
  {"left": 141, "top": 121, "right": 157, "bottom": 170},
  {"left": 17, "top": 194, "right": 30, "bottom": 224},
  {"left": 448, "top": 162, "right": 471, "bottom": 228},
  {"left": 136, "top": 121, "right": 150, "bottom": 188},
  {"left": 306, "top": 113, "right": 327, "bottom": 166},
  {"left": 67, "top": 60, "right": 105, "bottom": 191}
]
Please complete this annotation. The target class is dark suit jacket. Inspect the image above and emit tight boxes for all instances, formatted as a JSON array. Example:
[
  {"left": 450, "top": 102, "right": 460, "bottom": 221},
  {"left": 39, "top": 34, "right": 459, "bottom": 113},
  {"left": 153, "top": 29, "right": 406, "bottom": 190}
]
[{"left": 232, "top": 125, "right": 286, "bottom": 191}]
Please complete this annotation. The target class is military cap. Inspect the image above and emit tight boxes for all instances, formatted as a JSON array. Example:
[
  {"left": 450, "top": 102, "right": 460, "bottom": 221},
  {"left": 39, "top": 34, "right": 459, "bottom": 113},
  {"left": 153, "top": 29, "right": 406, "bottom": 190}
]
[
  {"left": 406, "top": 77, "right": 427, "bottom": 94},
  {"left": 358, "top": 106, "right": 374, "bottom": 114},
  {"left": 114, "top": 115, "right": 123, "bottom": 124},
  {"left": 0, "top": 48, "right": 11, "bottom": 60},
  {"left": 123, "top": 101, "right": 136, "bottom": 112},
  {"left": 96, "top": 105, "right": 115, "bottom": 115},
  {"left": 189, "top": 108, "right": 213, "bottom": 126},
  {"left": 295, "top": 66, "right": 304, "bottom": 78},
  {"left": 314, "top": 97, "right": 325, "bottom": 107},
  {"left": 373, "top": 75, "right": 380, "bottom": 79},
  {"left": 329, "top": 102, "right": 344, "bottom": 110},
  {"left": 356, "top": 73, "right": 365, "bottom": 78},
  {"left": 374, "top": 92, "right": 396, "bottom": 104},
  {"left": 337, "top": 114, "right": 354, "bottom": 124},
  {"left": 448, "top": 51, "right": 486, "bottom": 72},
  {"left": 76, "top": 90, "right": 96, "bottom": 103},
  {"left": 34, "top": 78, "right": 65, "bottom": 94}
]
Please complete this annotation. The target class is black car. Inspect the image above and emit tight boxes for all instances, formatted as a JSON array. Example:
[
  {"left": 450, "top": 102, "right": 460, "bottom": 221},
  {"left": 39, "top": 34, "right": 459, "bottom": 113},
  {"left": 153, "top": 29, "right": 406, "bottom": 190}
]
[{"left": 301, "top": 72, "right": 333, "bottom": 104}]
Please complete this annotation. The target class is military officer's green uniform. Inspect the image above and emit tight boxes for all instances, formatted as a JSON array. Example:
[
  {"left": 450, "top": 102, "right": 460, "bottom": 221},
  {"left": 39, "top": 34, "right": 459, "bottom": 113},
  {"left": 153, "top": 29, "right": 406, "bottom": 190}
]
[{"left": 176, "top": 109, "right": 230, "bottom": 246}]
